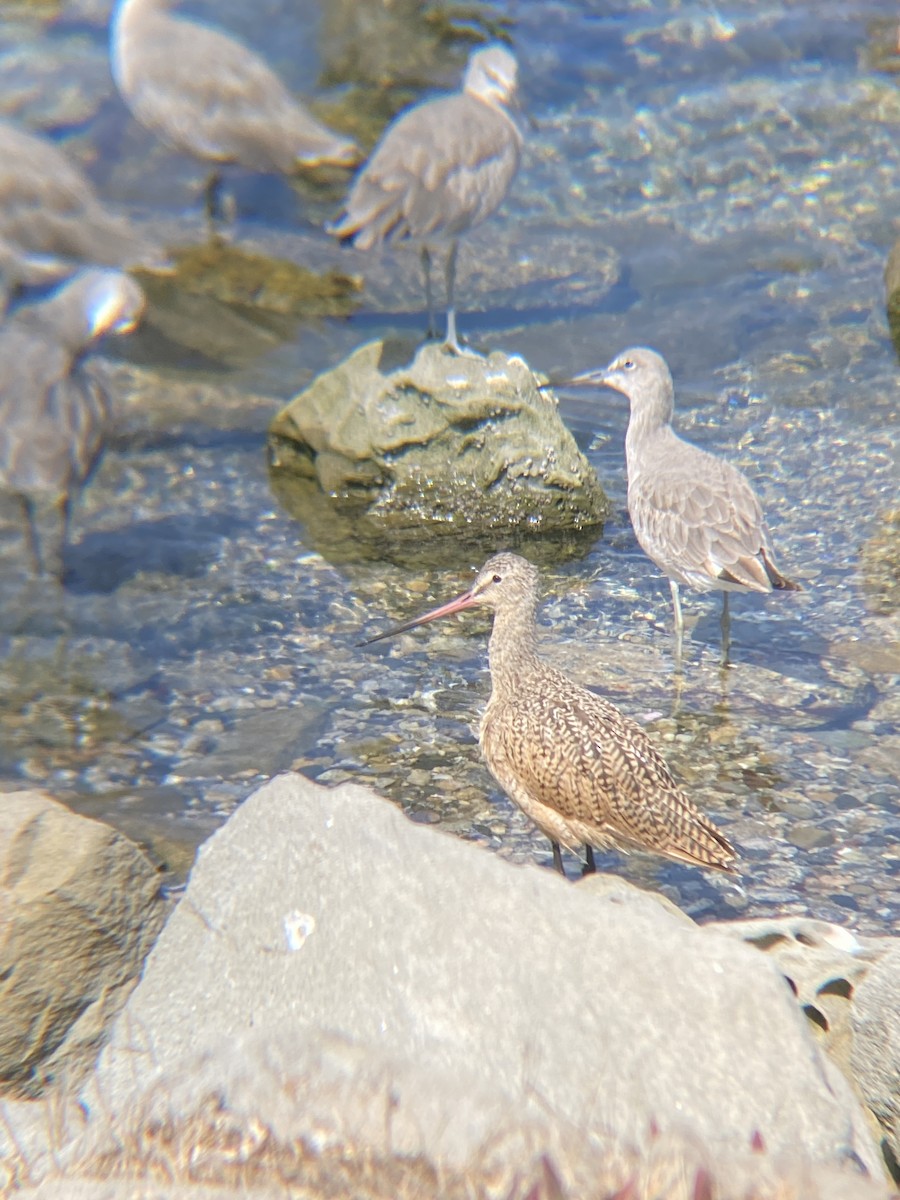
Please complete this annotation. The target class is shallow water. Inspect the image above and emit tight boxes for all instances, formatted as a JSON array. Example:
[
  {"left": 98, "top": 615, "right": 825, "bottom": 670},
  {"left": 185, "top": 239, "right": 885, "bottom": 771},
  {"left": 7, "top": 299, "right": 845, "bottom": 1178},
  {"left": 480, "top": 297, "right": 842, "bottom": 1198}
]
[{"left": 0, "top": 0, "right": 897, "bottom": 928}]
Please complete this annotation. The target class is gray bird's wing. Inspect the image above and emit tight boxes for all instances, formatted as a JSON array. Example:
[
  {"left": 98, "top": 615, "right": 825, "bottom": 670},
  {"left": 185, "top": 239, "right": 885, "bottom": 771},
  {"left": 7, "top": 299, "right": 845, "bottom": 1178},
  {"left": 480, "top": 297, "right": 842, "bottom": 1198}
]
[
  {"left": 332, "top": 93, "right": 520, "bottom": 247},
  {"left": 629, "top": 443, "right": 775, "bottom": 591},
  {"left": 0, "top": 331, "right": 109, "bottom": 498}
]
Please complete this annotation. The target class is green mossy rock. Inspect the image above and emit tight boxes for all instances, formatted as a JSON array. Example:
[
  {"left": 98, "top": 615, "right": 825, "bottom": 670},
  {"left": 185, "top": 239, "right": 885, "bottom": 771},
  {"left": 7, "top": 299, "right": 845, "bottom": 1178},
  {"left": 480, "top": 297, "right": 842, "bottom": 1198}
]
[{"left": 268, "top": 339, "right": 609, "bottom": 543}]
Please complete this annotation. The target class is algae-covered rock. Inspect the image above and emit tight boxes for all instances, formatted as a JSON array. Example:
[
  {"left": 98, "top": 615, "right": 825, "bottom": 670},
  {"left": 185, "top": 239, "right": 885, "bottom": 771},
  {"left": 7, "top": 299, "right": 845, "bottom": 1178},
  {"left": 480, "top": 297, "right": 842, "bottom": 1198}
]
[{"left": 268, "top": 339, "right": 609, "bottom": 543}]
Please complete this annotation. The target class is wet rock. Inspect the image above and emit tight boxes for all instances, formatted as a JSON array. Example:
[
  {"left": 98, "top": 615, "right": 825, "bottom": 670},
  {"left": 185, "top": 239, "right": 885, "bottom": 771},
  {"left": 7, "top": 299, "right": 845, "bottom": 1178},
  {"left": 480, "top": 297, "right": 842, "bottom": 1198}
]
[
  {"left": 268, "top": 339, "right": 609, "bottom": 546},
  {"left": 852, "top": 942, "right": 900, "bottom": 1171},
  {"left": 131, "top": 242, "right": 361, "bottom": 367},
  {"left": 84, "top": 773, "right": 881, "bottom": 1180},
  {"left": 885, "top": 238, "right": 900, "bottom": 355},
  {"left": 787, "top": 823, "right": 836, "bottom": 851},
  {"left": 859, "top": 508, "right": 900, "bottom": 617},
  {"left": 706, "top": 914, "right": 900, "bottom": 1174},
  {"left": 0, "top": 790, "right": 167, "bottom": 1098}
]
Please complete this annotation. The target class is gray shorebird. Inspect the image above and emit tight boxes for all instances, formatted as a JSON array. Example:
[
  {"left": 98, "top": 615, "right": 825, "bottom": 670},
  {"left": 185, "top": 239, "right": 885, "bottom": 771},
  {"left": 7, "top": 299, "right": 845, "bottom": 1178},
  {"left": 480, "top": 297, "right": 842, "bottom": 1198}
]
[
  {"left": 110, "top": 0, "right": 360, "bottom": 226},
  {"left": 565, "top": 348, "right": 800, "bottom": 664},
  {"left": 0, "top": 120, "right": 161, "bottom": 296},
  {"left": 363, "top": 552, "right": 736, "bottom": 876},
  {"left": 0, "top": 269, "right": 145, "bottom": 577},
  {"left": 329, "top": 45, "right": 522, "bottom": 354}
]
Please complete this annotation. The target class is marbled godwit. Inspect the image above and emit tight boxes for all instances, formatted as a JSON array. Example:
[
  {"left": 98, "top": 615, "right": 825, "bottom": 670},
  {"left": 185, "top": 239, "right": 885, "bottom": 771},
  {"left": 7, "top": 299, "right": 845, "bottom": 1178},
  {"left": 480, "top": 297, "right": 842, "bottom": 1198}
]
[
  {"left": 329, "top": 45, "right": 522, "bottom": 354},
  {"left": 364, "top": 552, "right": 736, "bottom": 876},
  {"left": 565, "top": 348, "right": 800, "bottom": 664},
  {"left": 110, "top": 0, "right": 359, "bottom": 225},
  {"left": 0, "top": 269, "right": 145, "bottom": 576},
  {"left": 0, "top": 120, "right": 161, "bottom": 295}
]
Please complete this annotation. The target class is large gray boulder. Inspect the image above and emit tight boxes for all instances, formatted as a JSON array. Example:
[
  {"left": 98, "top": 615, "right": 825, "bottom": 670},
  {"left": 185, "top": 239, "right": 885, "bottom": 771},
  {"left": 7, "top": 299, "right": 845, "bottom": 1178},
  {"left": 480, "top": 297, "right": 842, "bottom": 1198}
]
[
  {"left": 707, "top": 914, "right": 900, "bottom": 1168},
  {"left": 852, "top": 942, "right": 900, "bottom": 1170},
  {"left": 0, "top": 790, "right": 167, "bottom": 1098},
  {"left": 83, "top": 773, "right": 881, "bottom": 1183},
  {"left": 268, "top": 340, "right": 609, "bottom": 546}
]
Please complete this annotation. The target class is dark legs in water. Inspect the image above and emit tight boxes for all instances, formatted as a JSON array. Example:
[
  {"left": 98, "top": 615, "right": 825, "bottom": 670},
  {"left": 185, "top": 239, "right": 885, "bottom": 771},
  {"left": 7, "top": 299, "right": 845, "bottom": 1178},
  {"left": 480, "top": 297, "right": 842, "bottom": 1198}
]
[
  {"left": 550, "top": 841, "right": 597, "bottom": 877},
  {"left": 551, "top": 841, "right": 564, "bottom": 875}
]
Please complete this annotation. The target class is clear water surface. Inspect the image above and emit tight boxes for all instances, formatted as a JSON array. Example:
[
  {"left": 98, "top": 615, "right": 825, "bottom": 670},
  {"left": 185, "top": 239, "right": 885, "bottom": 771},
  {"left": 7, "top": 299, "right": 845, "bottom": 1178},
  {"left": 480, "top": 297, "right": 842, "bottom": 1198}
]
[{"left": 0, "top": 0, "right": 897, "bottom": 930}]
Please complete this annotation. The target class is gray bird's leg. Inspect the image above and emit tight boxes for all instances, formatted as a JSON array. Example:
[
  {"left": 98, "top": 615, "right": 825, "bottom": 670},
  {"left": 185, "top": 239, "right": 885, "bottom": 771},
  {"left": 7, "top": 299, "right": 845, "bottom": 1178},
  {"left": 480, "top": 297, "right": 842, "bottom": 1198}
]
[
  {"left": 669, "top": 578, "right": 684, "bottom": 670},
  {"left": 19, "top": 495, "right": 43, "bottom": 575},
  {"left": 443, "top": 241, "right": 481, "bottom": 357},
  {"left": 443, "top": 240, "right": 460, "bottom": 352},
  {"left": 420, "top": 245, "right": 437, "bottom": 339},
  {"left": 583, "top": 844, "right": 596, "bottom": 875},
  {"left": 203, "top": 171, "right": 234, "bottom": 242},
  {"left": 720, "top": 592, "right": 731, "bottom": 665},
  {"left": 551, "top": 841, "right": 565, "bottom": 876}
]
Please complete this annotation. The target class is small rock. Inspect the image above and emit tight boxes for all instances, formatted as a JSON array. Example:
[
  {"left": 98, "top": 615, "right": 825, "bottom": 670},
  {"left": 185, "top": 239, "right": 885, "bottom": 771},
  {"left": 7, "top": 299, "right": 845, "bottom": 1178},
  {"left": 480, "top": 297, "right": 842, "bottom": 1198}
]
[
  {"left": 788, "top": 823, "right": 835, "bottom": 851},
  {"left": 268, "top": 339, "right": 609, "bottom": 550},
  {"left": 0, "top": 790, "right": 167, "bottom": 1098}
]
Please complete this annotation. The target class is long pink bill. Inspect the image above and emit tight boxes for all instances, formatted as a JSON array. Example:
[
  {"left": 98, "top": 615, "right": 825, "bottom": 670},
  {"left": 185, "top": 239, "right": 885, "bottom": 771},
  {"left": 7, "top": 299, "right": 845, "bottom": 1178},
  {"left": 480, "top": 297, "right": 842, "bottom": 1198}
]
[{"left": 360, "top": 588, "right": 479, "bottom": 647}]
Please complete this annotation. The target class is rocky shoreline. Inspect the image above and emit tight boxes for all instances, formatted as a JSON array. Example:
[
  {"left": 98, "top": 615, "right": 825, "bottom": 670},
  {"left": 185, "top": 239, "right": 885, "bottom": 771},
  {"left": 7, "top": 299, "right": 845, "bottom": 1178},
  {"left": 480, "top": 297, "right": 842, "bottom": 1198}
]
[{"left": 1, "top": 778, "right": 898, "bottom": 1198}]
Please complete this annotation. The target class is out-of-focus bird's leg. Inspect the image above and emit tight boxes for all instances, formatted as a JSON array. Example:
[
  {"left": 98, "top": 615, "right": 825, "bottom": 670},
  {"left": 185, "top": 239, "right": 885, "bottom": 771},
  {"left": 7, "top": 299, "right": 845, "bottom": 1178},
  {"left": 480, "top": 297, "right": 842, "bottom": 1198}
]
[
  {"left": 720, "top": 592, "right": 731, "bottom": 665},
  {"left": 442, "top": 241, "right": 480, "bottom": 357},
  {"left": 203, "top": 171, "right": 232, "bottom": 242},
  {"left": 669, "top": 578, "right": 684, "bottom": 671},
  {"left": 19, "top": 495, "right": 44, "bottom": 575},
  {"left": 420, "top": 244, "right": 437, "bottom": 339},
  {"left": 583, "top": 844, "right": 596, "bottom": 875},
  {"left": 443, "top": 240, "right": 462, "bottom": 353}
]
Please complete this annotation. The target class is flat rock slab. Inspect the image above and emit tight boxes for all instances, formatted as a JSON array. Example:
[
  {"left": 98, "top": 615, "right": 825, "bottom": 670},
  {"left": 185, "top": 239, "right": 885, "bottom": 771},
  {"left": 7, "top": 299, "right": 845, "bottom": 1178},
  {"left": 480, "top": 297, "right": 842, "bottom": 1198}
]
[
  {"left": 85, "top": 773, "right": 881, "bottom": 1182},
  {"left": 268, "top": 339, "right": 609, "bottom": 543}
]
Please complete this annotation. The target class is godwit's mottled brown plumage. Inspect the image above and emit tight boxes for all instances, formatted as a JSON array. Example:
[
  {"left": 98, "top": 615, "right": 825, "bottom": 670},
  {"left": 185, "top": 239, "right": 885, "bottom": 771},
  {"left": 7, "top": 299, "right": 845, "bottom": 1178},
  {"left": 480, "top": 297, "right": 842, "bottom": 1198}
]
[
  {"left": 566, "top": 348, "right": 800, "bottom": 663},
  {"left": 0, "top": 269, "right": 145, "bottom": 576},
  {"left": 329, "top": 45, "right": 522, "bottom": 354},
  {"left": 111, "top": 0, "right": 359, "bottom": 223},
  {"left": 364, "top": 552, "right": 736, "bottom": 875}
]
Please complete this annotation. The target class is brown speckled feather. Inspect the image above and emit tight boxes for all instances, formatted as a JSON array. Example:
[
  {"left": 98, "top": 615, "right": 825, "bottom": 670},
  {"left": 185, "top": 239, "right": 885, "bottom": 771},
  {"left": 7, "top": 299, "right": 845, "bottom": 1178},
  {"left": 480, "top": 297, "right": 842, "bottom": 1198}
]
[
  {"left": 367, "top": 551, "right": 736, "bottom": 874},
  {"left": 481, "top": 659, "right": 734, "bottom": 869}
]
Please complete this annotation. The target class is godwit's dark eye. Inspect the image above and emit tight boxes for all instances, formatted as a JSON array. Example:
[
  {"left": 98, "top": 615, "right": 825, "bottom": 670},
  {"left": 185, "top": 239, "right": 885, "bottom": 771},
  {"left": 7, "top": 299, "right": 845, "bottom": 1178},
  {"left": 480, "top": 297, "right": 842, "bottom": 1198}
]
[
  {"left": 623, "top": 360, "right": 635, "bottom": 370},
  {"left": 492, "top": 574, "right": 502, "bottom": 583}
]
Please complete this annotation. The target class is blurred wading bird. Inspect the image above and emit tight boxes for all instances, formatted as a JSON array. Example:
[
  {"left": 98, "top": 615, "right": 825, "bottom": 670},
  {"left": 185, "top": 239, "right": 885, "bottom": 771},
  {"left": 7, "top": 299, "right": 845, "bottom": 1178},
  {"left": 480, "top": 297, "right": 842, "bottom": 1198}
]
[
  {"left": 363, "top": 551, "right": 736, "bottom": 876},
  {"left": 0, "top": 269, "right": 145, "bottom": 577},
  {"left": 0, "top": 120, "right": 163, "bottom": 303},
  {"left": 110, "top": 0, "right": 360, "bottom": 225},
  {"left": 561, "top": 347, "right": 801, "bottom": 665},
  {"left": 329, "top": 44, "right": 522, "bottom": 354}
]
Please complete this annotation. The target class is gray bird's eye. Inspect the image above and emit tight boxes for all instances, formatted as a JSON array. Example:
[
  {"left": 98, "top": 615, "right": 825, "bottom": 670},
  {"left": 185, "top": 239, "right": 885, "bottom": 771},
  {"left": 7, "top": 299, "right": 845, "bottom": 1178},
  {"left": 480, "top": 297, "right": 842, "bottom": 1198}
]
[
  {"left": 623, "top": 360, "right": 635, "bottom": 370},
  {"left": 492, "top": 574, "right": 502, "bottom": 583}
]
